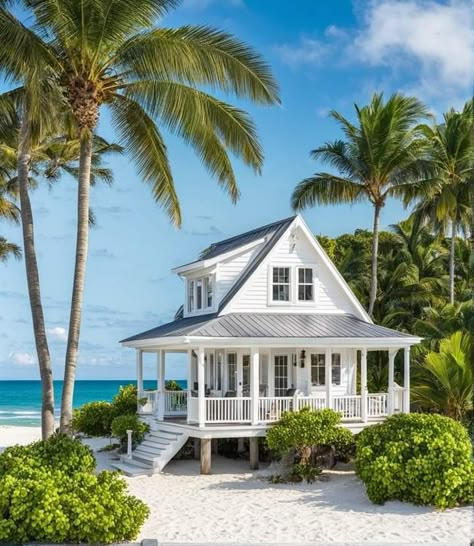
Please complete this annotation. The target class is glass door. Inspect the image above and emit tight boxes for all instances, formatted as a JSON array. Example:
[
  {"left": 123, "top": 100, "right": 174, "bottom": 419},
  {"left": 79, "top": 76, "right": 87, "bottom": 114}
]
[
  {"left": 274, "top": 355, "right": 289, "bottom": 396},
  {"left": 242, "top": 354, "right": 250, "bottom": 396}
]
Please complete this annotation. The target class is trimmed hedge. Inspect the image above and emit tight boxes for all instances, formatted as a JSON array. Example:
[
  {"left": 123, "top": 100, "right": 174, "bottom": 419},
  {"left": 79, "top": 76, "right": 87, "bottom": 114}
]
[
  {"left": 0, "top": 435, "right": 149, "bottom": 543},
  {"left": 356, "top": 413, "right": 474, "bottom": 509}
]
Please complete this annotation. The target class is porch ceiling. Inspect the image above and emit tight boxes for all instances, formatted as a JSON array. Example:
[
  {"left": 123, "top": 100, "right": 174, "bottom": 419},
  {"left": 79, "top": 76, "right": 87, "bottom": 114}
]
[{"left": 121, "top": 312, "right": 420, "bottom": 347}]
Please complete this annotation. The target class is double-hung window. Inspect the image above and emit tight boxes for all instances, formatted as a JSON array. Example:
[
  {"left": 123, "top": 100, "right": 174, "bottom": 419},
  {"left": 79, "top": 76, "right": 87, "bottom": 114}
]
[
  {"left": 187, "top": 276, "right": 213, "bottom": 313},
  {"left": 272, "top": 267, "right": 290, "bottom": 302},
  {"left": 332, "top": 353, "right": 341, "bottom": 385},
  {"left": 297, "top": 267, "right": 314, "bottom": 301}
]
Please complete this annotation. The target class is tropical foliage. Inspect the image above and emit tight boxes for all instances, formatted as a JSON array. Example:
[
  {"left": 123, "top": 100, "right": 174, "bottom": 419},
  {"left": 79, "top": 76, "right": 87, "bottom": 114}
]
[
  {"left": 0, "top": 435, "right": 149, "bottom": 543},
  {"left": 292, "top": 93, "right": 430, "bottom": 316},
  {"left": 411, "top": 332, "right": 472, "bottom": 421},
  {"left": 356, "top": 414, "right": 474, "bottom": 509}
]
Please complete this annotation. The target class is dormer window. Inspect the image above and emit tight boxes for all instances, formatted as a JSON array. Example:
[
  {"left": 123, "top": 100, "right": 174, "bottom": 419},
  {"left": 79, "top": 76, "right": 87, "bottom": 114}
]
[
  {"left": 187, "top": 276, "right": 213, "bottom": 313},
  {"left": 272, "top": 267, "right": 290, "bottom": 301}
]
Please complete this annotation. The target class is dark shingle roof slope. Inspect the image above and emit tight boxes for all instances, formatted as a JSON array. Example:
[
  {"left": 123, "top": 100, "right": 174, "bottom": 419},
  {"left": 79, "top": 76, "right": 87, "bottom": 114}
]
[{"left": 121, "top": 313, "right": 415, "bottom": 343}]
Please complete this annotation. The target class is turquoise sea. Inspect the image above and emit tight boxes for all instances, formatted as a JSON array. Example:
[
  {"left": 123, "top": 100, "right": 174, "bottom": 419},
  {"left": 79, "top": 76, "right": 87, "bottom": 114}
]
[{"left": 0, "top": 380, "right": 187, "bottom": 426}]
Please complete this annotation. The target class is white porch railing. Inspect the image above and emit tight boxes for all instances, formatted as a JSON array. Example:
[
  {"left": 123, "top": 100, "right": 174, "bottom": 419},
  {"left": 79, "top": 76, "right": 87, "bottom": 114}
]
[
  {"left": 297, "top": 395, "right": 326, "bottom": 412},
  {"left": 187, "top": 396, "right": 199, "bottom": 423},
  {"left": 206, "top": 397, "right": 251, "bottom": 423},
  {"left": 368, "top": 393, "right": 388, "bottom": 417},
  {"left": 258, "top": 397, "right": 293, "bottom": 422},
  {"left": 164, "top": 390, "right": 187, "bottom": 415},
  {"left": 138, "top": 390, "right": 158, "bottom": 414},
  {"left": 333, "top": 395, "right": 361, "bottom": 419}
]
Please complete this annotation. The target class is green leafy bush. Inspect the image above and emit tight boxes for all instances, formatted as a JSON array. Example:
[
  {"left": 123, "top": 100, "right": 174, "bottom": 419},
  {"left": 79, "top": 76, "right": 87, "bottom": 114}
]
[
  {"left": 289, "top": 462, "right": 322, "bottom": 483},
  {"left": 165, "top": 379, "right": 183, "bottom": 391},
  {"left": 0, "top": 436, "right": 149, "bottom": 543},
  {"left": 0, "top": 434, "right": 95, "bottom": 476},
  {"left": 72, "top": 401, "right": 113, "bottom": 437},
  {"left": 267, "top": 407, "right": 352, "bottom": 464},
  {"left": 72, "top": 384, "right": 143, "bottom": 437},
  {"left": 356, "top": 413, "right": 474, "bottom": 508},
  {"left": 111, "top": 414, "right": 150, "bottom": 450},
  {"left": 333, "top": 426, "right": 356, "bottom": 462}
]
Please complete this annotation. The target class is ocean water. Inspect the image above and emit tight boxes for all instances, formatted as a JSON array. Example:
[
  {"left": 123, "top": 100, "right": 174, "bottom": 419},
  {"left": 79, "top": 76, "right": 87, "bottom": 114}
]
[{"left": 0, "top": 380, "right": 187, "bottom": 426}]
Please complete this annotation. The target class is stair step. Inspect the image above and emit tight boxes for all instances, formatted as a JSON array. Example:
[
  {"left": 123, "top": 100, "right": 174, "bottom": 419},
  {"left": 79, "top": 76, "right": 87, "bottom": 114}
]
[
  {"left": 133, "top": 452, "right": 161, "bottom": 465},
  {"left": 143, "top": 438, "right": 171, "bottom": 447},
  {"left": 112, "top": 462, "right": 152, "bottom": 477},
  {"left": 151, "top": 429, "right": 182, "bottom": 439},
  {"left": 135, "top": 445, "right": 166, "bottom": 457},
  {"left": 121, "top": 456, "right": 154, "bottom": 469}
]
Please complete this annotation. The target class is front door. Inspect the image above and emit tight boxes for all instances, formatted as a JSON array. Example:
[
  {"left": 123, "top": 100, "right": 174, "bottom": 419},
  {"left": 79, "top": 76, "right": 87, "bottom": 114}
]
[{"left": 274, "top": 355, "right": 289, "bottom": 396}]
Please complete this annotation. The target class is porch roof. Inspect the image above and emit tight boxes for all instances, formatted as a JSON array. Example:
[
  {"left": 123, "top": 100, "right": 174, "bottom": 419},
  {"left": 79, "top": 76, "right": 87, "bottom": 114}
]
[{"left": 121, "top": 312, "right": 419, "bottom": 345}]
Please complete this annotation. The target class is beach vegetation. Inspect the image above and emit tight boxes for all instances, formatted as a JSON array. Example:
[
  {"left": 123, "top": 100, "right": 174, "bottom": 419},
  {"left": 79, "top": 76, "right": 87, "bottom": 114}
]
[
  {"left": 165, "top": 379, "right": 183, "bottom": 391},
  {"left": 411, "top": 331, "right": 473, "bottom": 421},
  {"left": 111, "top": 414, "right": 150, "bottom": 451},
  {"left": 266, "top": 407, "right": 354, "bottom": 481},
  {"left": 355, "top": 413, "right": 474, "bottom": 509},
  {"left": 292, "top": 92, "right": 431, "bottom": 316},
  {"left": 0, "top": 435, "right": 149, "bottom": 543}
]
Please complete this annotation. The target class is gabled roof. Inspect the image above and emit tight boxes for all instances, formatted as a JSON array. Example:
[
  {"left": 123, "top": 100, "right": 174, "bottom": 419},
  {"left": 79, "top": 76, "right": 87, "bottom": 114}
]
[
  {"left": 121, "top": 312, "right": 419, "bottom": 344},
  {"left": 173, "top": 216, "right": 296, "bottom": 273}
]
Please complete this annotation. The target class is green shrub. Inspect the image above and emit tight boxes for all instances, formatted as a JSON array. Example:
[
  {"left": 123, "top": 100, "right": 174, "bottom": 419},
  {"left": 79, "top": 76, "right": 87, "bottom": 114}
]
[
  {"left": 267, "top": 407, "right": 352, "bottom": 464},
  {"left": 333, "top": 427, "right": 356, "bottom": 462},
  {"left": 111, "top": 414, "right": 149, "bottom": 450},
  {"left": 165, "top": 380, "right": 183, "bottom": 391},
  {"left": 0, "top": 434, "right": 95, "bottom": 476},
  {"left": 111, "top": 384, "right": 141, "bottom": 417},
  {"left": 290, "top": 462, "right": 322, "bottom": 483},
  {"left": 72, "top": 401, "right": 113, "bottom": 436},
  {"left": 0, "top": 437, "right": 149, "bottom": 543},
  {"left": 356, "top": 413, "right": 474, "bottom": 509}
]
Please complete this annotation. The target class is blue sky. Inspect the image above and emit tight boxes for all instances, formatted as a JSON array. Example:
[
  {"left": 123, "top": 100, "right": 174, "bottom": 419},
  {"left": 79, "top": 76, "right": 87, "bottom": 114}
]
[{"left": 0, "top": 0, "right": 472, "bottom": 381}]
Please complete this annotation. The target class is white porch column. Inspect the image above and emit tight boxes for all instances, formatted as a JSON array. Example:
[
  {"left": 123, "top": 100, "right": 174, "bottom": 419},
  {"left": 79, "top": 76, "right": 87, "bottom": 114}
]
[
  {"left": 325, "top": 347, "right": 332, "bottom": 410},
  {"left": 187, "top": 349, "right": 193, "bottom": 424},
  {"left": 197, "top": 347, "right": 206, "bottom": 427},
  {"left": 251, "top": 347, "right": 260, "bottom": 425},
  {"left": 361, "top": 348, "right": 368, "bottom": 422},
  {"left": 403, "top": 347, "right": 410, "bottom": 413},
  {"left": 157, "top": 350, "right": 165, "bottom": 420},
  {"left": 305, "top": 350, "right": 311, "bottom": 395},
  {"left": 387, "top": 349, "right": 397, "bottom": 415},
  {"left": 136, "top": 350, "right": 143, "bottom": 393},
  {"left": 236, "top": 351, "right": 243, "bottom": 397}
]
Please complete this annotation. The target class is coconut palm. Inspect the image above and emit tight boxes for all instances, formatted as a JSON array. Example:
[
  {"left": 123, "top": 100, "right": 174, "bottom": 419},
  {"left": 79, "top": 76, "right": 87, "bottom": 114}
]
[
  {"left": 409, "top": 101, "right": 474, "bottom": 304},
  {"left": 291, "top": 93, "right": 430, "bottom": 316},
  {"left": 412, "top": 331, "right": 473, "bottom": 421},
  {"left": 1, "top": 0, "right": 280, "bottom": 433},
  {"left": 0, "top": 236, "right": 20, "bottom": 262}
]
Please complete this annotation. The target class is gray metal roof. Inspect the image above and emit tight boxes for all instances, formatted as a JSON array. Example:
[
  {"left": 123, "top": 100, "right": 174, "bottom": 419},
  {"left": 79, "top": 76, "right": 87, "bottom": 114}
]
[
  {"left": 176, "top": 216, "right": 296, "bottom": 270},
  {"left": 121, "top": 313, "right": 415, "bottom": 343}
]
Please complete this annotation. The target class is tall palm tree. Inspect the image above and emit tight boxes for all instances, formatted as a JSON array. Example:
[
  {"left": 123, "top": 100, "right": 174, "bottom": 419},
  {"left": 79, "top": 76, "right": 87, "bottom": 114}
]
[
  {"left": 1, "top": 0, "right": 280, "bottom": 433},
  {"left": 409, "top": 102, "right": 474, "bottom": 304},
  {"left": 412, "top": 331, "right": 473, "bottom": 421},
  {"left": 291, "top": 93, "right": 430, "bottom": 316}
]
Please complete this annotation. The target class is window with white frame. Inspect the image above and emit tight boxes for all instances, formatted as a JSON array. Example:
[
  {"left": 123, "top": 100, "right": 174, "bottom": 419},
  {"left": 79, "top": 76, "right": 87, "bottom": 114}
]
[
  {"left": 297, "top": 267, "right": 314, "bottom": 301},
  {"left": 272, "top": 267, "right": 290, "bottom": 301},
  {"left": 187, "top": 276, "right": 213, "bottom": 313},
  {"left": 311, "top": 353, "right": 325, "bottom": 386},
  {"left": 187, "top": 280, "right": 195, "bottom": 312},
  {"left": 332, "top": 353, "right": 341, "bottom": 385},
  {"left": 227, "top": 352, "right": 236, "bottom": 392}
]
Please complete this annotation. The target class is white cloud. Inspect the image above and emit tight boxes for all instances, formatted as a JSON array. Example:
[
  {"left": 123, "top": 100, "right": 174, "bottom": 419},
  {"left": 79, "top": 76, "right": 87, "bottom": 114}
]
[
  {"left": 353, "top": 0, "right": 474, "bottom": 90},
  {"left": 276, "top": 37, "right": 330, "bottom": 67},
  {"left": 47, "top": 326, "right": 68, "bottom": 342},
  {"left": 10, "top": 352, "right": 36, "bottom": 366}
]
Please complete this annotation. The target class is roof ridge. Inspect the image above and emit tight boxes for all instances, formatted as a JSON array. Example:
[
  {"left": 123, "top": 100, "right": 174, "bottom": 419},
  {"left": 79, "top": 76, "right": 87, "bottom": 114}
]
[{"left": 201, "top": 215, "right": 296, "bottom": 258}]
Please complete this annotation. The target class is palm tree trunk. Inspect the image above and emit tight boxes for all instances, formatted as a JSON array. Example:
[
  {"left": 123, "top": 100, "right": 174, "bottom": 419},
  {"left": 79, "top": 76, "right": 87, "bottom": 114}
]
[
  {"left": 368, "top": 204, "right": 381, "bottom": 317},
  {"left": 60, "top": 136, "right": 92, "bottom": 433},
  {"left": 17, "top": 118, "right": 55, "bottom": 440},
  {"left": 449, "top": 222, "right": 456, "bottom": 305}
]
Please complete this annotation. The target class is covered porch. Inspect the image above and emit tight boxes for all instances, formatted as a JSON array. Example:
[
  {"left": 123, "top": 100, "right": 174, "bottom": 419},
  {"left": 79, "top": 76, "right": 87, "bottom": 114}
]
[{"left": 135, "top": 344, "right": 411, "bottom": 428}]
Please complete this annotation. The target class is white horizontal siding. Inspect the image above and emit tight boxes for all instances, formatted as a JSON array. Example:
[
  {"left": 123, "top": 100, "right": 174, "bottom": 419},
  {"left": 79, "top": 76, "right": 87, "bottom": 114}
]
[{"left": 224, "top": 226, "right": 362, "bottom": 316}]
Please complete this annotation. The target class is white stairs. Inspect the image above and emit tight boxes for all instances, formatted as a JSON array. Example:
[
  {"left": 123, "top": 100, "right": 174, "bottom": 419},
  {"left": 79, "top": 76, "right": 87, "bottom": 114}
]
[{"left": 113, "top": 422, "right": 189, "bottom": 476}]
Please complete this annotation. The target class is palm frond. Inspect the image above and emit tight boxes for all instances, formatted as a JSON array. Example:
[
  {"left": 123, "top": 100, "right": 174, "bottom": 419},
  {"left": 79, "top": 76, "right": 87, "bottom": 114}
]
[{"left": 291, "top": 174, "right": 365, "bottom": 211}]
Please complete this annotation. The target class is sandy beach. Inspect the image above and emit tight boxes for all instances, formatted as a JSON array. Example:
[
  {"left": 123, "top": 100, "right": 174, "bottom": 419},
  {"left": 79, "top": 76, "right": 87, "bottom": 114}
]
[{"left": 0, "top": 426, "right": 471, "bottom": 545}]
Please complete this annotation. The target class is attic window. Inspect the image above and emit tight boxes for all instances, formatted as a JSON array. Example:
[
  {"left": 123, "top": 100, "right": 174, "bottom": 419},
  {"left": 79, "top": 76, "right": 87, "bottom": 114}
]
[
  {"left": 272, "top": 267, "right": 290, "bottom": 301},
  {"left": 187, "top": 276, "right": 213, "bottom": 313}
]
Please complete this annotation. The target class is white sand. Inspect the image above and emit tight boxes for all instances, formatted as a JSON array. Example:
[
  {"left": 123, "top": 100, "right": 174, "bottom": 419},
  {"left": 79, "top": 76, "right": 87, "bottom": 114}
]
[{"left": 0, "top": 426, "right": 471, "bottom": 545}]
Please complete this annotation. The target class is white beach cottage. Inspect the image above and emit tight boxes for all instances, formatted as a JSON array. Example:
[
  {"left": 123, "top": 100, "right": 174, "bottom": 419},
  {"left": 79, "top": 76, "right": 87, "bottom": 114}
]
[{"left": 118, "top": 215, "right": 421, "bottom": 475}]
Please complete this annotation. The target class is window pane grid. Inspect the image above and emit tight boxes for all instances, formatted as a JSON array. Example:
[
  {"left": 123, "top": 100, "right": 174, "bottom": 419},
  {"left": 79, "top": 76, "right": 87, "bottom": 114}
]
[
  {"left": 272, "top": 267, "right": 290, "bottom": 302},
  {"left": 298, "top": 267, "right": 313, "bottom": 301}
]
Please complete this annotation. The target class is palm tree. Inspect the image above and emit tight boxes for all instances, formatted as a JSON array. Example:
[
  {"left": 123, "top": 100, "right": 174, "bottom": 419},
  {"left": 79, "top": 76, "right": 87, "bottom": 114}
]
[
  {"left": 0, "top": 236, "right": 20, "bottom": 262},
  {"left": 1, "top": 0, "right": 280, "bottom": 433},
  {"left": 410, "top": 101, "right": 474, "bottom": 304},
  {"left": 292, "top": 93, "right": 430, "bottom": 316},
  {"left": 0, "top": 89, "right": 120, "bottom": 438},
  {"left": 412, "top": 331, "right": 473, "bottom": 421}
]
